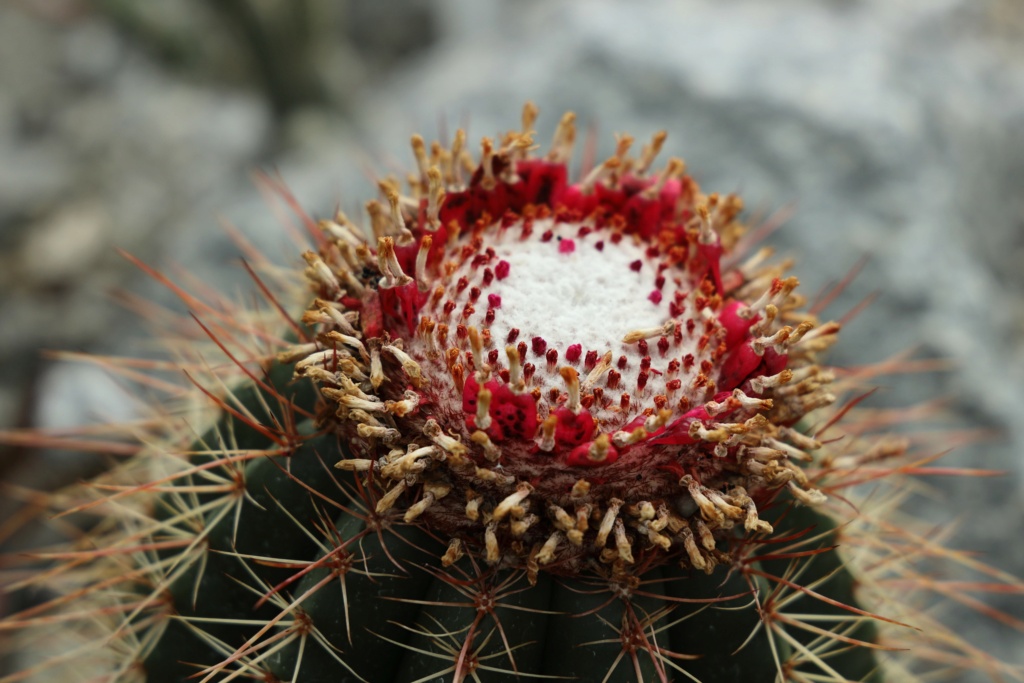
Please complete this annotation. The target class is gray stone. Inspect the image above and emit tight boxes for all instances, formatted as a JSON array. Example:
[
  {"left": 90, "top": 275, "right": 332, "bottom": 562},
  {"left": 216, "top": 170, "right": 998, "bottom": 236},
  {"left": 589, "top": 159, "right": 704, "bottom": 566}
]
[{"left": 18, "top": 201, "right": 111, "bottom": 285}]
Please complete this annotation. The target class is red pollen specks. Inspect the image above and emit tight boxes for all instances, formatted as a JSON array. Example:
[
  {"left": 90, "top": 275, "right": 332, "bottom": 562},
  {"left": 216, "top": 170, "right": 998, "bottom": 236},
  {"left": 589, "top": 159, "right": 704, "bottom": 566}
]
[
  {"left": 566, "top": 344, "right": 582, "bottom": 364},
  {"left": 462, "top": 375, "right": 538, "bottom": 441},
  {"left": 495, "top": 260, "right": 511, "bottom": 279},
  {"left": 629, "top": 259, "right": 643, "bottom": 272},
  {"left": 567, "top": 439, "right": 620, "bottom": 467},
  {"left": 523, "top": 363, "right": 536, "bottom": 383},
  {"left": 492, "top": 388, "right": 539, "bottom": 440},
  {"left": 648, "top": 290, "right": 663, "bottom": 304},
  {"left": 552, "top": 407, "right": 596, "bottom": 449},
  {"left": 488, "top": 293, "right": 502, "bottom": 308},
  {"left": 763, "top": 347, "right": 788, "bottom": 375},
  {"left": 461, "top": 373, "right": 481, "bottom": 418},
  {"left": 697, "top": 238, "right": 725, "bottom": 293},
  {"left": 531, "top": 337, "right": 547, "bottom": 357},
  {"left": 482, "top": 268, "right": 495, "bottom": 285},
  {"left": 719, "top": 299, "right": 756, "bottom": 349},
  {"left": 657, "top": 336, "right": 670, "bottom": 356},
  {"left": 508, "top": 328, "right": 520, "bottom": 343},
  {"left": 558, "top": 238, "right": 576, "bottom": 254}
]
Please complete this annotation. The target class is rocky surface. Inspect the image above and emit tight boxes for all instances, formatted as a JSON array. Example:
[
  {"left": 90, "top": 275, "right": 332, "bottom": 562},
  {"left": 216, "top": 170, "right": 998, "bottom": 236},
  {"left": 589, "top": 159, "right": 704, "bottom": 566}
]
[{"left": 2, "top": 0, "right": 1022, "bottom": 677}]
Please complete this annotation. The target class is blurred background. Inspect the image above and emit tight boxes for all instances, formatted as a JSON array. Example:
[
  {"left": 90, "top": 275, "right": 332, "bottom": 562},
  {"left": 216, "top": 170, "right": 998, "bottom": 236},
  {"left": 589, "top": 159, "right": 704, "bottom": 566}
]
[{"left": 1, "top": 0, "right": 1022, "bottom": 677}]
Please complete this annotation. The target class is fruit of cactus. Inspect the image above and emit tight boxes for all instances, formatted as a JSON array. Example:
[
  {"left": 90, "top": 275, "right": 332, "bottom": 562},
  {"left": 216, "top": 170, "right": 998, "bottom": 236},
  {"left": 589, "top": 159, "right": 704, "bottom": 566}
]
[{"left": 2, "top": 104, "right": 1021, "bottom": 683}]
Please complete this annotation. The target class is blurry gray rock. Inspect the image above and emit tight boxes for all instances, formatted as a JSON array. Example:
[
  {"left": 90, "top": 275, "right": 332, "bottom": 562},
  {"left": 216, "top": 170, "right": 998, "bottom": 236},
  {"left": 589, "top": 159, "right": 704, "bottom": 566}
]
[{"left": 0, "top": 2, "right": 270, "bottom": 507}]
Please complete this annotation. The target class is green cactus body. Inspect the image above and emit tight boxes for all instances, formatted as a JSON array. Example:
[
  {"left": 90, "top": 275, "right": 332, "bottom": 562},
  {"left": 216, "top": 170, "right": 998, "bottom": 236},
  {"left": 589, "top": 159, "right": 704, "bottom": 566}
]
[{"left": 3, "top": 105, "right": 1018, "bottom": 683}]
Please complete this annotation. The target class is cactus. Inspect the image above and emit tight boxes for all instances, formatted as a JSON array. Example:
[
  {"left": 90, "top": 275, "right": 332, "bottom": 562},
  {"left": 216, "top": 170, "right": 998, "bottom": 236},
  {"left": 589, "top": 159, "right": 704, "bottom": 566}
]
[{"left": 2, "top": 105, "right": 1021, "bottom": 683}]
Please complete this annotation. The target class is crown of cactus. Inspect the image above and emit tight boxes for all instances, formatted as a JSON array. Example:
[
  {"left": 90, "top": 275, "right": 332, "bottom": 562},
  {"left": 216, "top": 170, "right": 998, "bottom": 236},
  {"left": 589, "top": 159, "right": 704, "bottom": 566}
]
[{"left": 2, "top": 105, "right": 1021, "bottom": 683}]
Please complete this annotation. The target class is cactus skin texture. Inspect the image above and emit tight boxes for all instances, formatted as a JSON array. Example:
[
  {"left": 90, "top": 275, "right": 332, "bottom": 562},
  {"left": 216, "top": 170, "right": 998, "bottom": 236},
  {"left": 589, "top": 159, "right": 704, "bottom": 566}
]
[{"left": 2, "top": 105, "right": 1022, "bottom": 683}]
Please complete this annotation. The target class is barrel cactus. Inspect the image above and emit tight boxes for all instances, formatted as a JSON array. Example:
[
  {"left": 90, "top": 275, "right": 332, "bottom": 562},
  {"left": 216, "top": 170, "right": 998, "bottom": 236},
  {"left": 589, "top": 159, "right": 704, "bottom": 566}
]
[{"left": 2, "top": 104, "right": 1019, "bottom": 683}]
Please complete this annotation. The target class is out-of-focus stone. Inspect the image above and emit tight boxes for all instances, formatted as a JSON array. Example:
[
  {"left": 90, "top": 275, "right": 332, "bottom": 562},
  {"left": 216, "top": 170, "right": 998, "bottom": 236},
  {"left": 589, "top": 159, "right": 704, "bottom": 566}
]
[
  {"left": 18, "top": 201, "right": 110, "bottom": 285},
  {"left": 63, "top": 17, "right": 123, "bottom": 84}
]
